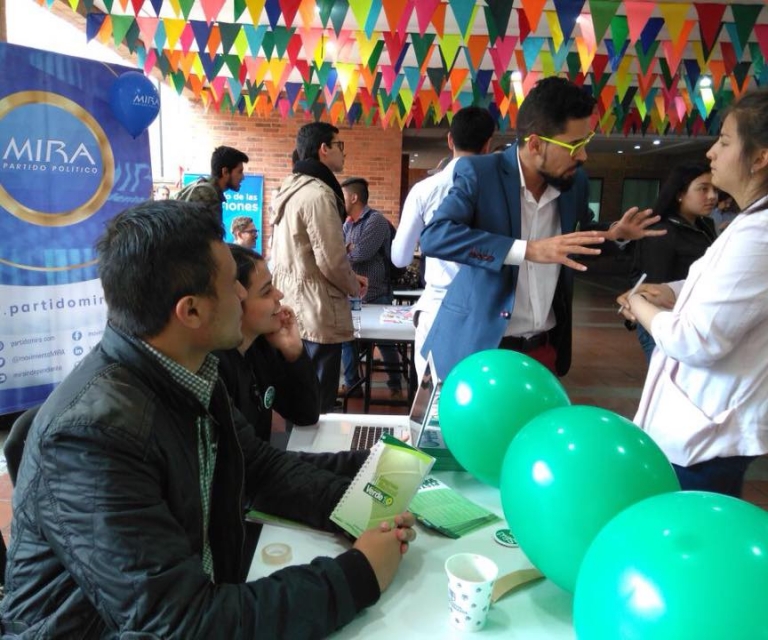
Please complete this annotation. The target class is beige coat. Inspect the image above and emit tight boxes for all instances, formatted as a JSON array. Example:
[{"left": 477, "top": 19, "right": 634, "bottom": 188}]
[{"left": 270, "top": 174, "right": 360, "bottom": 344}]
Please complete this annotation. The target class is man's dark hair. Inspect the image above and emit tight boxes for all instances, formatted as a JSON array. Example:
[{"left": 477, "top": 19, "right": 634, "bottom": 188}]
[
  {"left": 515, "top": 77, "right": 596, "bottom": 142},
  {"left": 96, "top": 200, "right": 224, "bottom": 338},
  {"left": 296, "top": 122, "right": 339, "bottom": 161},
  {"left": 210, "top": 146, "right": 249, "bottom": 178},
  {"left": 450, "top": 107, "right": 496, "bottom": 153},
  {"left": 228, "top": 243, "right": 265, "bottom": 289},
  {"left": 340, "top": 177, "right": 369, "bottom": 205}
]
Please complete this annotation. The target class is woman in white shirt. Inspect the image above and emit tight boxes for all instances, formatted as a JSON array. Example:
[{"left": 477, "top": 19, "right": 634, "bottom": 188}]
[{"left": 618, "top": 89, "right": 768, "bottom": 496}]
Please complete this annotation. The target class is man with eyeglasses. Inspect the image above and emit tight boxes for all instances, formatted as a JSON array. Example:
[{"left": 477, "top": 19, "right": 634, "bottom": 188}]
[
  {"left": 420, "top": 77, "right": 666, "bottom": 380},
  {"left": 271, "top": 122, "right": 367, "bottom": 412},
  {"left": 231, "top": 216, "right": 259, "bottom": 249}
]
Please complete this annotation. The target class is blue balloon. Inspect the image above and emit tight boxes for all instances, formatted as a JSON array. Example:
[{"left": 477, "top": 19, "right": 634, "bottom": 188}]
[{"left": 109, "top": 71, "right": 160, "bottom": 138}]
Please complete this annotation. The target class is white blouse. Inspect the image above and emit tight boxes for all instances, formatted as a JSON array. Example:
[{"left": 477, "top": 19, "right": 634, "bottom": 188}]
[{"left": 634, "top": 201, "right": 768, "bottom": 466}]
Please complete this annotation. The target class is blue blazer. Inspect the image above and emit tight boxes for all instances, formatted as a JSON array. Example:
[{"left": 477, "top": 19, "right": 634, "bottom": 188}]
[{"left": 420, "top": 144, "right": 593, "bottom": 380}]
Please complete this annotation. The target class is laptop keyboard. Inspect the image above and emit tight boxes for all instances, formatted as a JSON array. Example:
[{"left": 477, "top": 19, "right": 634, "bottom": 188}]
[{"left": 350, "top": 425, "right": 394, "bottom": 451}]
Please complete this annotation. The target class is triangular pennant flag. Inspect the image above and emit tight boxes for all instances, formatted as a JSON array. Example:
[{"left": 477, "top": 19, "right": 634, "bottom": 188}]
[
  {"left": 189, "top": 20, "right": 213, "bottom": 55},
  {"left": 708, "top": 60, "right": 726, "bottom": 92},
  {"left": 553, "top": 0, "right": 585, "bottom": 42},
  {"left": 234, "top": 26, "right": 249, "bottom": 59},
  {"left": 177, "top": 0, "right": 196, "bottom": 20},
  {"left": 272, "top": 26, "right": 296, "bottom": 58},
  {"left": 605, "top": 38, "right": 630, "bottom": 72},
  {"left": 464, "top": 34, "right": 489, "bottom": 75},
  {"left": 449, "top": 67, "right": 469, "bottom": 98},
  {"left": 265, "top": 0, "right": 282, "bottom": 28},
  {"left": 694, "top": 2, "right": 726, "bottom": 61},
  {"left": 484, "top": 0, "right": 514, "bottom": 44},
  {"left": 575, "top": 37, "right": 596, "bottom": 75},
  {"left": 382, "top": 32, "right": 409, "bottom": 72},
  {"left": 278, "top": 0, "right": 303, "bottom": 28},
  {"left": 683, "top": 59, "right": 701, "bottom": 90},
  {"left": 207, "top": 24, "right": 222, "bottom": 57},
  {"left": 227, "top": 76, "right": 243, "bottom": 102},
  {"left": 111, "top": 15, "right": 134, "bottom": 47},
  {"left": 163, "top": 18, "right": 187, "bottom": 50},
  {"left": 522, "top": 36, "right": 545, "bottom": 72},
  {"left": 349, "top": 0, "right": 374, "bottom": 31},
  {"left": 198, "top": 0, "right": 226, "bottom": 23},
  {"left": 403, "top": 66, "right": 423, "bottom": 91},
  {"left": 414, "top": 0, "right": 441, "bottom": 36},
  {"left": 658, "top": 3, "right": 691, "bottom": 44},
  {"left": 448, "top": 0, "right": 477, "bottom": 41},
  {"left": 329, "top": 0, "right": 349, "bottom": 37},
  {"left": 731, "top": 61, "right": 753, "bottom": 93},
  {"left": 489, "top": 35, "right": 518, "bottom": 79},
  {"left": 474, "top": 68, "right": 493, "bottom": 98},
  {"left": 517, "top": 7, "right": 531, "bottom": 44},
  {"left": 136, "top": 17, "right": 160, "bottom": 49},
  {"left": 240, "top": 0, "right": 266, "bottom": 24},
  {"left": 754, "top": 25, "right": 768, "bottom": 66},
  {"left": 730, "top": 4, "right": 763, "bottom": 57},
  {"left": 588, "top": 0, "right": 620, "bottom": 43},
  {"left": 431, "top": 2, "right": 447, "bottom": 38},
  {"left": 179, "top": 23, "right": 196, "bottom": 55},
  {"left": 550, "top": 38, "right": 570, "bottom": 71},
  {"left": 566, "top": 51, "right": 582, "bottom": 82},
  {"left": 223, "top": 54, "right": 242, "bottom": 79},
  {"left": 545, "top": 11, "right": 565, "bottom": 51},
  {"left": 410, "top": 32, "right": 436, "bottom": 69},
  {"left": 286, "top": 33, "right": 304, "bottom": 65},
  {"left": 427, "top": 66, "right": 447, "bottom": 92},
  {"left": 624, "top": 1, "right": 655, "bottom": 45},
  {"left": 242, "top": 24, "right": 267, "bottom": 56},
  {"left": 87, "top": 13, "right": 108, "bottom": 43},
  {"left": 519, "top": 0, "right": 546, "bottom": 33},
  {"left": 147, "top": 0, "right": 162, "bottom": 14},
  {"left": 362, "top": 0, "right": 383, "bottom": 39},
  {"left": 615, "top": 55, "right": 633, "bottom": 101},
  {"left": 438, "top": 34, "right": 463, "bottom": 72},
  {"left": 639, "top": 17, "right": 664, "bottom": 54},
  {"left": 382, "top": 0, "right": 409, "bottom": 33},
  {"left": 660, "top": 20, "right": 695, "bottom": 76},
  {"left": 720, "top": 42, "right": 737, "bottom": 76},
  {"left": 635, "top": 40, "right": 660, "bottom": 75}
]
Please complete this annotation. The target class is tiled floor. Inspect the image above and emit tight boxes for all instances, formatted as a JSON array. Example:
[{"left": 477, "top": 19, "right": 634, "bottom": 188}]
[{"left": 1, "top": 272, "right": 766, "bottom": 544}]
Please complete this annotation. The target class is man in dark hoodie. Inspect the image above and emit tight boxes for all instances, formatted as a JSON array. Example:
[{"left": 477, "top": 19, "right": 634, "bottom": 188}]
[
  {"left": 0, "top": 200, "right": 415, "bottom": 638},
  {"left": 270, "top": 123, "right": 367, "bottom": 412}
]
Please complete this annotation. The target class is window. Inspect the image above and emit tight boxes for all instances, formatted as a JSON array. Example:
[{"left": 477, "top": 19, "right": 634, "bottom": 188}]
[{"left": 622, "top": 179, "right": 659, "bottom": 212}]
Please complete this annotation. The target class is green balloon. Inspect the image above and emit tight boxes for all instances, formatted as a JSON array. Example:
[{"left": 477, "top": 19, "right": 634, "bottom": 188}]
[
  {"left": 500, "top": 405, "right": 680, "bottom": 592},
  {"left": 438, "top": 349, "right": 570, "bottom": 487},
  {"left": 574, "top": 491, "right": 768, "bottom": 639}
]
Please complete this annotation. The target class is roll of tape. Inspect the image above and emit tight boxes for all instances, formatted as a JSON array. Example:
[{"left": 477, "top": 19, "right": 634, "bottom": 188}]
[{"left": 261, "top": 542, "right": 292, "bottom": 565}]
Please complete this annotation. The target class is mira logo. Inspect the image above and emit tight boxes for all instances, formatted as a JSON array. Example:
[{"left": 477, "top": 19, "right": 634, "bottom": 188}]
[
  {"left": 0, "top": 91, "right": 114, "bottom": 227},
  {"left": 3, "top": 138, "right": 97, "bottom": 167},
  {"left": 133, "top": 94, "right": 159, "bottom": 107}
]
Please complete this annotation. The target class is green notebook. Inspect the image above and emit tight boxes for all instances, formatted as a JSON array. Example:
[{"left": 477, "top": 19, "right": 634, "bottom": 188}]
[{"left": 409, "top": 476, "right": 501, "bottom": 539}]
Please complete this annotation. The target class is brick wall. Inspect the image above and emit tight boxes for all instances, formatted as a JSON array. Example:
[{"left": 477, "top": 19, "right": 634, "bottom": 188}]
[{"left": 169, "top": 103, "right": 403, "bottom": 251}]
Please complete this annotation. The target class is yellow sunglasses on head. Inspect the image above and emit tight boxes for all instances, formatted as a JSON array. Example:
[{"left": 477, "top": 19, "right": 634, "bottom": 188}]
[{"left": 524, "top": 131, "right": 595, "bottom": 157}]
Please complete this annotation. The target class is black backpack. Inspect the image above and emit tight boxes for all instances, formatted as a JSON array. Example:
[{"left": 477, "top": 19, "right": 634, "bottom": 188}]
[{"left": 385, "top": 219, "right": 408, "bottom": 284}]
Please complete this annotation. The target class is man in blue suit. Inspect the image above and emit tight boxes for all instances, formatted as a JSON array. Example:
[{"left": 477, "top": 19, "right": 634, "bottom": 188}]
[{"left": 420, "top": 77, "right": 664, "bottom": 380}]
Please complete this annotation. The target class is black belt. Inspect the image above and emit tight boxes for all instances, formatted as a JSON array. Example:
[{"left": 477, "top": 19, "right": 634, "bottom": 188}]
[{"left": 499, "top": 332, "right": 548, "bottom": 353}]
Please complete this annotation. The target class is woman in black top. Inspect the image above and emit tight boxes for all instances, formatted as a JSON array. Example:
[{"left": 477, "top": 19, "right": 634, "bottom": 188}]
[
  {"left": 217, "top": 244, "right": 367, "bottom": 479},
  {"left": 632, "top": 162, "right": 718, "bottom": 361}
]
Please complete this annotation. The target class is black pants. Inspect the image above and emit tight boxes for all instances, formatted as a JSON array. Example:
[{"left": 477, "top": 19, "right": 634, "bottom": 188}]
[
  {"left": 303, "top": 340, "right": 342, "bottom": 413},
  {"left": 673, "top": 455, "right": 756, "bottom": 498}
]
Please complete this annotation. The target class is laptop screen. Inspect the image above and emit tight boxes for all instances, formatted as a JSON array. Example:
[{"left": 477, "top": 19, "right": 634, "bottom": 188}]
[{"left": 408, "top": 353, "right": 440, "bottom": 443}]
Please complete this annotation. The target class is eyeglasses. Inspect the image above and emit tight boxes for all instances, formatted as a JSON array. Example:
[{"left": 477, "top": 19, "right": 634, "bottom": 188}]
[
  {"left": 242, "top": 229, "right": 258, "bottom": 236},
  {"left": 327, "top": 140, "right": 345, "bottom": 153},
  {"left": 524, "top": 131, "right": 595, "bottom": 157}
]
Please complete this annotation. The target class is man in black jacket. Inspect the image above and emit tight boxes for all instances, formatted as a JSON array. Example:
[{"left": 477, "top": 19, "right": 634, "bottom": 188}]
[{"left": 0, "top": 200, "right": 416, "bottom": 638}]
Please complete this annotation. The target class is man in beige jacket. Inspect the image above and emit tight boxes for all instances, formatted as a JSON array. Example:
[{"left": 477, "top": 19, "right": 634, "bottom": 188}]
[{"left": 271, "top": 123, "right": 366, "bottom": 411}]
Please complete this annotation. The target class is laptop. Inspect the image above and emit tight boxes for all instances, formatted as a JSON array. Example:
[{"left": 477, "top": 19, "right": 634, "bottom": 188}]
[{"left": 287, "top": 356, "right": 440, "bottom": 454}]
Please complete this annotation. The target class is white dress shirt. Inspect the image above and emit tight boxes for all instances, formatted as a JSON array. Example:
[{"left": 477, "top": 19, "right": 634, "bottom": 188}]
[
  {"left": 391, "top": 159, "right": 461, "bottom": 316},
  {"left": 635, "top": 204, "right": 768, "bottom": 466},
  {"left": 501, "top": 152, "right": 561, "bottom": 337}
]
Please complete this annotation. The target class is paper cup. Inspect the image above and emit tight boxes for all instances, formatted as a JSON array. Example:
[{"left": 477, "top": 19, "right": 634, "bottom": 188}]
[{"left": 445, "top": 553, "right": 498, "bottom": 632}]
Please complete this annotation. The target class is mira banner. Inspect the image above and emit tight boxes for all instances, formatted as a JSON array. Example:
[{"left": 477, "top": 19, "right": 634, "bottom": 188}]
[{"left": 0, "top": 43, "right": 152, "bottom": 413}]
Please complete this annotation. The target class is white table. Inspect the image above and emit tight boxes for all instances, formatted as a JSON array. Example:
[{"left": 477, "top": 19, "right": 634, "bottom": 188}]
[
  {"left": 250, "top": 415, "right": 575, "bottom": 639},
  {"left": 349, "top": 305, "right": 416, "bottom": 412}
]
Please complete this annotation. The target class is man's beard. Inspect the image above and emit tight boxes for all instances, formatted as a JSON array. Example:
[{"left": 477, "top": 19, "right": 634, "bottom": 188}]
[{"left": 538, "top": 162, "right": 582, "bottom": 191}]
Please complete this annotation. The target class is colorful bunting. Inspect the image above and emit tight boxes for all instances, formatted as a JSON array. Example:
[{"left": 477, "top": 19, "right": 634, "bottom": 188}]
[{"left": 44, "top": 0, "right": 768, "bottom": 135}]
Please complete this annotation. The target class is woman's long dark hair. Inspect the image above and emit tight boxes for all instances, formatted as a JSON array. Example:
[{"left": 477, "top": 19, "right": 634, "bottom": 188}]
[{"left": 652, "top": 162, "right": 711, "bottom": 220}]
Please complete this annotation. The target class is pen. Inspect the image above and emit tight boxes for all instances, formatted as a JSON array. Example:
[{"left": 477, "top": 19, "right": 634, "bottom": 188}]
[{"left": 617, "top": 272, "right": 647, "bottom": 315}]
